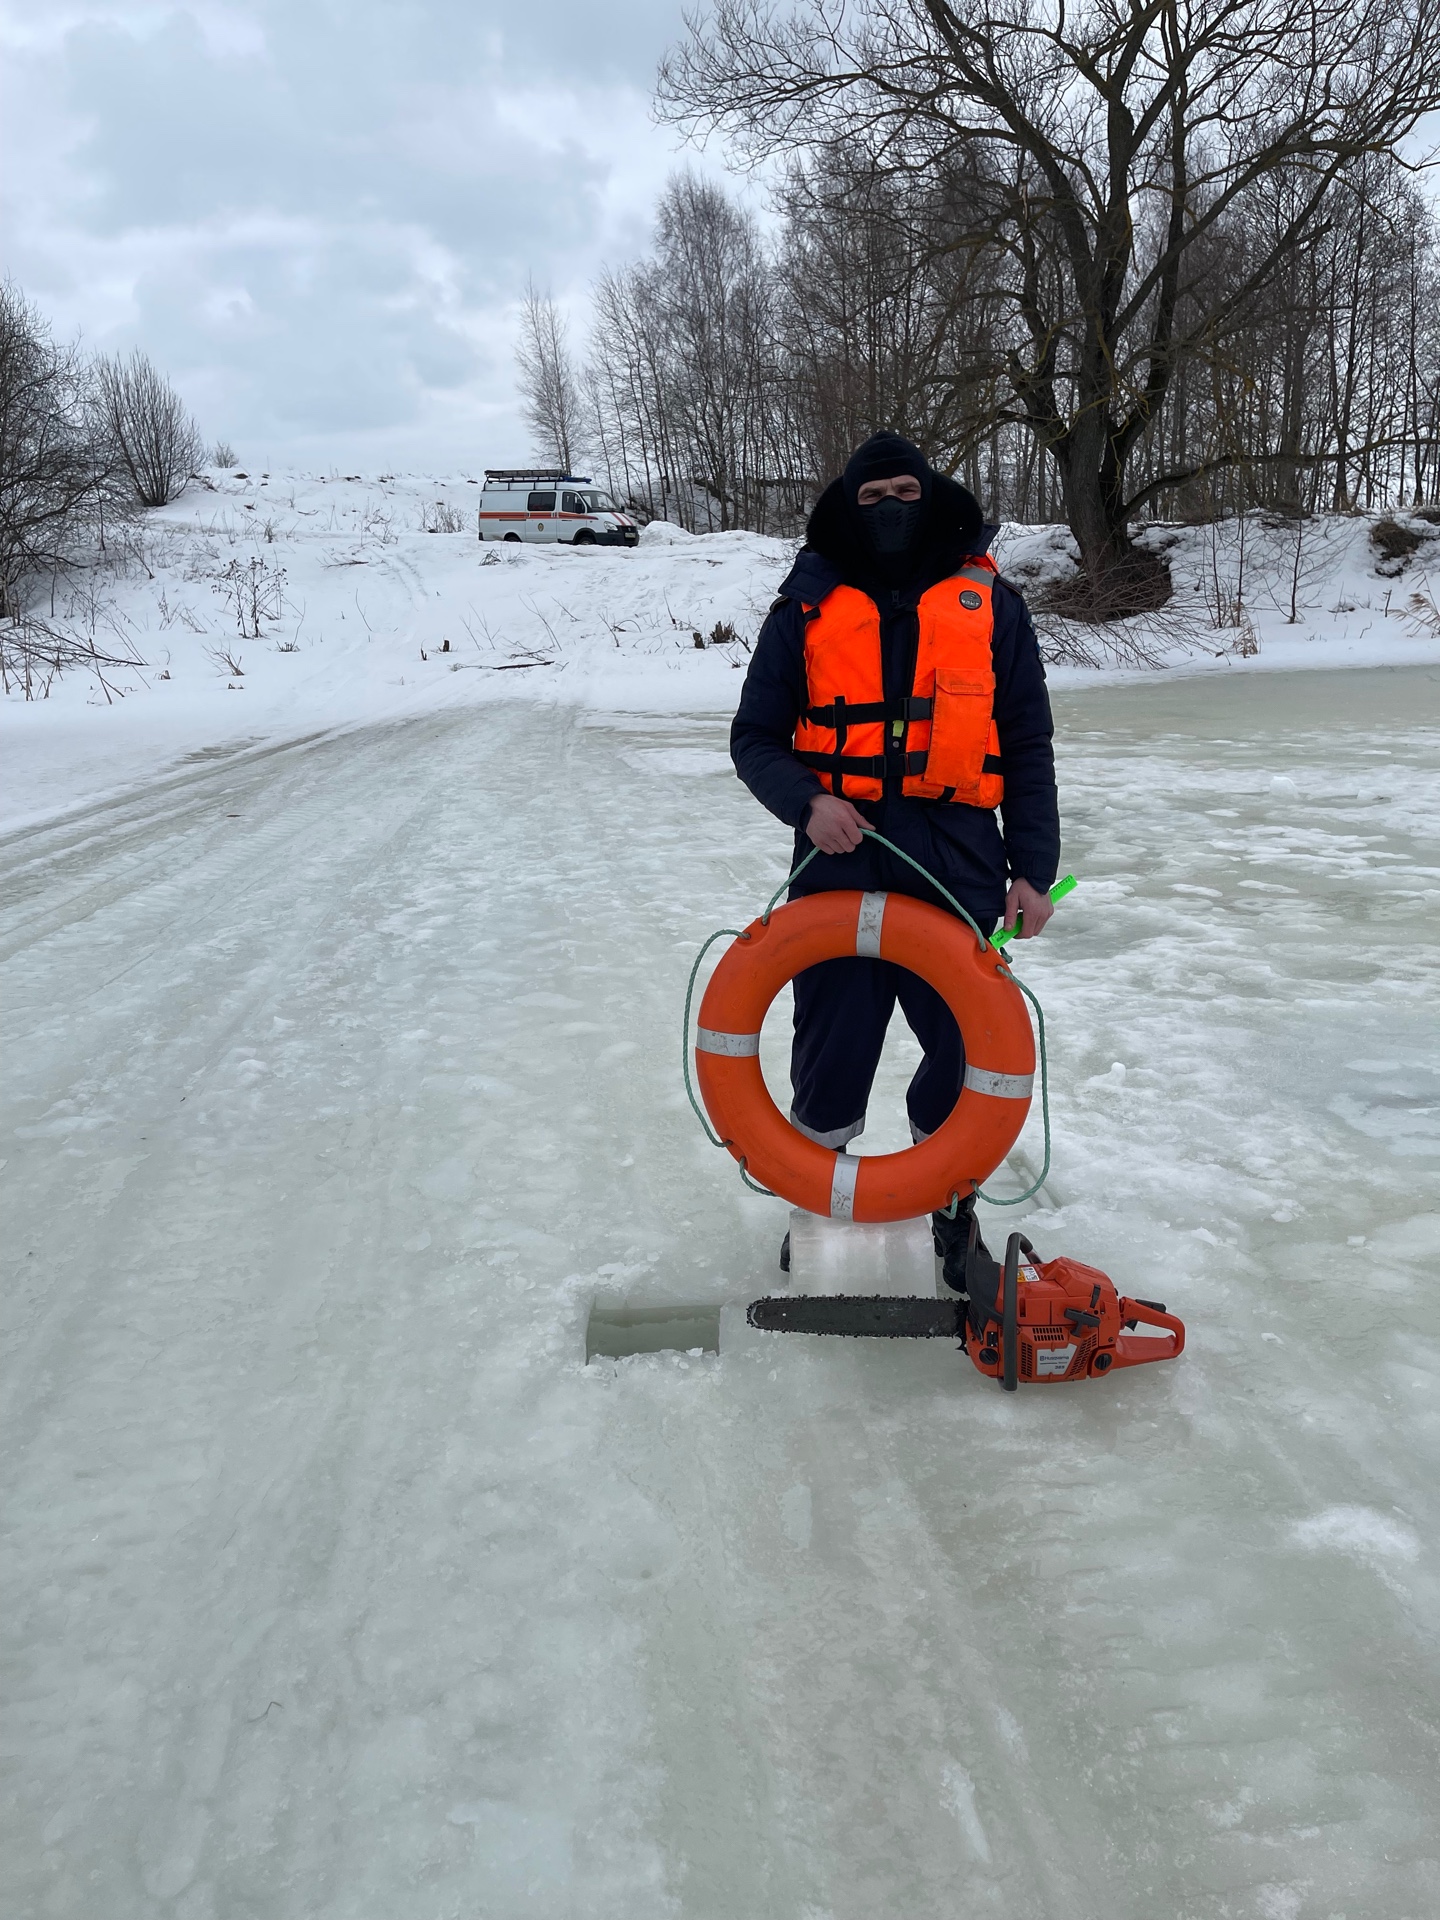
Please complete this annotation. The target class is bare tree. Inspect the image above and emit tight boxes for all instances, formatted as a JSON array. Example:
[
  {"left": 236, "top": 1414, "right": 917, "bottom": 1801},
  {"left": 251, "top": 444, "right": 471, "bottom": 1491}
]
[
  {"left": 92, "top": 348, "right": 203, "bottom": 509},
  {"left": 515, "top": 279, "right": 584, "bottom": 471},
  {"left": 589, "top": 260, "right": 684, "bottom": 519},
  {"left": 0, "top": 283, "right": 119, "bottom": 619},
  {"left": 661, "top": 0, "right": 1440, "bottom": 608},
  {"left": 771, "top": 145, "right": 1011, "bottom": 492},
  {"left": 652, "top": 175, "right": 777, "bottom": 528},
  {"left": 584, "top": 174, "right": 792, "bottom": 529}
]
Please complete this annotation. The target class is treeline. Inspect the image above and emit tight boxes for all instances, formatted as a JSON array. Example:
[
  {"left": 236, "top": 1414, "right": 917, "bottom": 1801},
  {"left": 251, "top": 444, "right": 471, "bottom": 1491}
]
[
  {"left": 528, "top": 156, "right": 1440, "bottom": 537},
  {"left": 520, "top": 0, "right": 1440, "bottom": 609},
  {"left": 0, "top": 283, "right": 208, "bottom": 619}
]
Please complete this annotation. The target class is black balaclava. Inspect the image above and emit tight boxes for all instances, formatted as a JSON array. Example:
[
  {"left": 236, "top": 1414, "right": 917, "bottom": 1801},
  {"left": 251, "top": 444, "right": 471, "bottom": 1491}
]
[{"left": 842, "top": 432, "right": 933, "bottom": 573}]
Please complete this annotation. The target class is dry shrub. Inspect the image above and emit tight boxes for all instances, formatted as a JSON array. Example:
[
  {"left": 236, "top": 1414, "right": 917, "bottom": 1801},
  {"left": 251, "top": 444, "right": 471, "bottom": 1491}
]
[
  {"left": 1037, "top": 547, "right": 1174, "bottom": 623},
  {"left": 1033, "top": 599, "right": 1255, "bottom": 669},
  {"left": 1031, "top": 556, "right": 1179, "bottom": 666},
  {"left": 0, "top": 609, "right": 146, "bottom": 702},
  {"left": 1370, "top": 517, "right": 1425, "bottom": 565},
  {"left": 204, "top": 643, "right": 245, "bottom": 677},
  {"left": 1404, "top": 587, "right": 1440, "bottom": 636},
  {"left": 211, "top": 555, "right": 286, "bottom": 637},
  {"left": 91, "top": 350, "right": 203, "bottom": 508},
  {"left": 1032, "top": 609, "right": 1170, "bottom": 669}
]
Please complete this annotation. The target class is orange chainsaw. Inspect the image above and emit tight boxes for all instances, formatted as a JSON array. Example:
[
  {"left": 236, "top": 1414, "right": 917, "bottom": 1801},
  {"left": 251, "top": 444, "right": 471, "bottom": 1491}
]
[{"left": 747, "top": 1225, "right": 1184, "bottom": 1391}]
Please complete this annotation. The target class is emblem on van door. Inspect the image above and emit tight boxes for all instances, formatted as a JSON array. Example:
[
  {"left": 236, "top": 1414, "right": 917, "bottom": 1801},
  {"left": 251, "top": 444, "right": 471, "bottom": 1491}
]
[{"left": 959, "top": 589, "right": 983, "bottom": 608}]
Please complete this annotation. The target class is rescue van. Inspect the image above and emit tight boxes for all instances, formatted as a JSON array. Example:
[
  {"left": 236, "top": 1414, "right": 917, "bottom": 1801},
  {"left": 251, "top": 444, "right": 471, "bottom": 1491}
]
[{"left": 477, "top": 470, "right": 639, "bottom": 546}]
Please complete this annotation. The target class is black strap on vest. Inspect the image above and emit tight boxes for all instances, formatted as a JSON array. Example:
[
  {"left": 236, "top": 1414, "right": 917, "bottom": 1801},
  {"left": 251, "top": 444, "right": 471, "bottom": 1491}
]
[
  {"left": 796, "top": 749, "right": 1004, "bottom": 786},
  {"left": 796, "top": 748, "right": 933, "bottom": 781},
  {"left": 801, "top": 695, "right": 934, "bottom": 728}
]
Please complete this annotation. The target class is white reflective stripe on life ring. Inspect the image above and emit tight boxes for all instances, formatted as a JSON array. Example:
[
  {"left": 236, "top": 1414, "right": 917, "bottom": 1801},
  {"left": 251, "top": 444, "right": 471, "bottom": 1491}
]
[
  {"left": 696, "top": 1028, "right": 761, "bottom": 1056},
  {"left": 963, "top": 1065, "right": 1034, "bottom": 1099},
  {"left": 855, "top": 891, "right": 887, "bottom": 957},
  {"left": 829, "top": 1151, "right": 860, "bottom": 1220}
]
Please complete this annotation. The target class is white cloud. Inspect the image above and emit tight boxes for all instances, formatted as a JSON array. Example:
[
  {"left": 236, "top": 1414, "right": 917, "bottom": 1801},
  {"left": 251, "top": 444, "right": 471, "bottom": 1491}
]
[{"left": 0, "top": 0, "right": 729, "bottom": 467}]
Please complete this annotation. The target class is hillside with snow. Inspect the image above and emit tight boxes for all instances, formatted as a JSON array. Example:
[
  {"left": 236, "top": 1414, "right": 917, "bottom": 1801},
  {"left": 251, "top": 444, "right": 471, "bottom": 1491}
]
[{"left": 4, "top": 469, "right": 1440, "bottom": 830}]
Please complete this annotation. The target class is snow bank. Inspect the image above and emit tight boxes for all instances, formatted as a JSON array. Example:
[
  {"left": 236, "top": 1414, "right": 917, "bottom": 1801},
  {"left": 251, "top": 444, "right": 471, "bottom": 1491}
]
[{"left": 4, "top": 468, "right": 1438, "bottom": 832}]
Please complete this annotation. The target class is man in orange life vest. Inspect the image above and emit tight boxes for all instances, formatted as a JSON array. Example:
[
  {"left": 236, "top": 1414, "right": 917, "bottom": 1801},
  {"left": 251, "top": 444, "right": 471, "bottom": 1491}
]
[{"left": 730, "top": 433, "right": 1060, "bottom": 1291}]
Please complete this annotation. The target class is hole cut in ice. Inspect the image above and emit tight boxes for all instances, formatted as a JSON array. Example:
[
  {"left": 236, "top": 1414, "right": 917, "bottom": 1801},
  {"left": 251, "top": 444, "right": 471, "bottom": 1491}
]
[{"left": 586, "top": 1303, "right": 721, "bottom": 1362}]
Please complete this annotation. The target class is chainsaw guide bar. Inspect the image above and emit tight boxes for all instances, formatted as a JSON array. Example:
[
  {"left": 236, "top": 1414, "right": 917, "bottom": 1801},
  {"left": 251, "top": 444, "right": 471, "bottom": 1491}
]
[{"left": 747, "top": 1295, "right": 964, "bottom": 1340}]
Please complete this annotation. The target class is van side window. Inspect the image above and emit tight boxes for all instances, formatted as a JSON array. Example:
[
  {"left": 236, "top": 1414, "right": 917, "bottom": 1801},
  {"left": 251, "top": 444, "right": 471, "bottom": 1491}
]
[
  {"left": 527, "top": 490, "right": 556, "bottom": 512},
  {"left": 562, "top": 491, "right": 586, "bottom": 514}
]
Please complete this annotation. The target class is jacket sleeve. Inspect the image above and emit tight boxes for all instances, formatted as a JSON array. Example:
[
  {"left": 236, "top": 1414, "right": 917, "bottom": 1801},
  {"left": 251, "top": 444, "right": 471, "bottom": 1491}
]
[
  {"left": 990, "top": 581, "right": 1060, "bottom": 891},
  {"left": 729, "top": 598, "right": 827, "bottom": 829}
]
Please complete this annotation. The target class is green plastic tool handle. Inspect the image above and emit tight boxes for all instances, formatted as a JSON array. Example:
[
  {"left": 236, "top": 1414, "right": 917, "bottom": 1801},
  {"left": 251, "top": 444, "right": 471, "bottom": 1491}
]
[{"left": 990, "top": 873, "right": 1077, "bottom": 949}]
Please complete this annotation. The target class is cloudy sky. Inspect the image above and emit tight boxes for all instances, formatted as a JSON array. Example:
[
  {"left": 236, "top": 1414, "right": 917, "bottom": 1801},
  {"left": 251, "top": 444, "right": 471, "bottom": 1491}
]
[
  {"left": 6, "top": 6, "right": 1436, "bottom": 475},
  {"left": 0, "top": 0, "right": 741, "bottom": 470}
]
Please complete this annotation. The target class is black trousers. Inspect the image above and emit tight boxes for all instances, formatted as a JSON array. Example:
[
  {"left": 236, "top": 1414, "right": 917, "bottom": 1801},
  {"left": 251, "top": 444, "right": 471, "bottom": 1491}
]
[{"left": 789, "top": 956, "right": 964, "bottom": 1149}]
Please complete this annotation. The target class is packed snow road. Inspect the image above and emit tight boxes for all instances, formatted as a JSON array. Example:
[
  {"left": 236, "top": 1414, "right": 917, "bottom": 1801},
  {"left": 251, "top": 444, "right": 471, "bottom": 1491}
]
[{"left": 3, "top": 665, "right": 1438, "bottom": 1920}]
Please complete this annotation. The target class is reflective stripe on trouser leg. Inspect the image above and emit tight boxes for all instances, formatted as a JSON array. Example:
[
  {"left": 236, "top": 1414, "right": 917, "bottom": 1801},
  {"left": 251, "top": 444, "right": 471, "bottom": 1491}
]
[
  {"left": 962, "top": 1065, "right": 1034, "bottom": 1099},
  {"left": 855, "top": 891, "right": 887, "bottom": 957},
  {"left": 829, "top": 1152, "right": 860, "bottom": 1220},
  {"left": 791, "top": 1110, "right": 865, "bottom": 1150}
]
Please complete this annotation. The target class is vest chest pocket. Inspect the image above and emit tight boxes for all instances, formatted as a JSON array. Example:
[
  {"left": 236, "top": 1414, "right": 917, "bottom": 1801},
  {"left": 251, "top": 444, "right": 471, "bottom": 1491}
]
[{"left": 922, "top": 668, "right": 994, "bottom": 794}]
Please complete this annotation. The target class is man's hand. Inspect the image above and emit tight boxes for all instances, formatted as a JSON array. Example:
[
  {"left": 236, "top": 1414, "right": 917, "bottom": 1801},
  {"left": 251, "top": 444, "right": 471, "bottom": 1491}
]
[
  {"left": 804, "top": 794, "right": 869, "bottom": 854},
  {"left": 1004, "top": 877, "right": 1054, "bottom": 939}
]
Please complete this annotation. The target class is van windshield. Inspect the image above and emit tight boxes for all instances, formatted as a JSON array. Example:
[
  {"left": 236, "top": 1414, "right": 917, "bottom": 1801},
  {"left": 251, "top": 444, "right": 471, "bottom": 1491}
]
[{"left": 578, "top": 491, "right": 618, "bottom": 512}]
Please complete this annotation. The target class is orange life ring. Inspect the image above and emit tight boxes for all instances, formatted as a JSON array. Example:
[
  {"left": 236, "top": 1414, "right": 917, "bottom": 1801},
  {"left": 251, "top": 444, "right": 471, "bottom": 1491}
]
[{"left": 694, "top": 890, "right": 1035, "bottom": 1223}]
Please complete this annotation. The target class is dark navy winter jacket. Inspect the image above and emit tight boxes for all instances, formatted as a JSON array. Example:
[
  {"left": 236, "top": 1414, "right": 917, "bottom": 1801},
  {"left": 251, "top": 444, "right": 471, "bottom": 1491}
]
[{"left": 730, "top": 474, "right": 1060, "bottom": 926}]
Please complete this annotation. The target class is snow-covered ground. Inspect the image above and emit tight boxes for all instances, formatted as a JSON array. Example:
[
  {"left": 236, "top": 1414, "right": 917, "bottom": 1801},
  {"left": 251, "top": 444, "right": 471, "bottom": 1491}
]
[
  {"left": 3, "top": 653, "right": 1437, "bottom": 1916},
  {"left": 4, "top": 468, "right": 1440, "bottom": 833}
]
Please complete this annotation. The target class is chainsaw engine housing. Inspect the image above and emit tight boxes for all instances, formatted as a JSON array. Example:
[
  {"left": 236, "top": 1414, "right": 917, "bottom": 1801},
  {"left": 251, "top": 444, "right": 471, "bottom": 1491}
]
[{"left": 966, "top": 1236, "right": 1184, "bottom": 1389}]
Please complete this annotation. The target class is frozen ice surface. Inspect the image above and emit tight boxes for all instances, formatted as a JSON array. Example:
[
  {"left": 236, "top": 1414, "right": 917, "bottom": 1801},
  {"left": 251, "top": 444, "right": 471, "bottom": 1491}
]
[{"left": 2, "top": 665, "right": 1438, "bottom": 1918}]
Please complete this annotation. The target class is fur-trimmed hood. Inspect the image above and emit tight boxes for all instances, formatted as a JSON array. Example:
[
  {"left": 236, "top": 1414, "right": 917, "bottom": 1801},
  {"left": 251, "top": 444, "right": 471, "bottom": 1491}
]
[{"left": 779, "top": 472, "right": 997, "bottom": 605}]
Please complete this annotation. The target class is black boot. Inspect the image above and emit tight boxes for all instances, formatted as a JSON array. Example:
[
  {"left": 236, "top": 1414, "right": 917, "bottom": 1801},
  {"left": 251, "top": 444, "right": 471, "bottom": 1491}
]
[{"left": 931, "top": 1197, "right": 1000, "bottom": 1305}]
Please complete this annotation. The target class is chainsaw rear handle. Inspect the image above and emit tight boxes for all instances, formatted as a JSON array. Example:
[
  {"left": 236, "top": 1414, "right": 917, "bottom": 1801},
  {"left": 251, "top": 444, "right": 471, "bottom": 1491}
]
[{"left": 1110, "top": 1296, "right": 1186, "bottom": 1368}]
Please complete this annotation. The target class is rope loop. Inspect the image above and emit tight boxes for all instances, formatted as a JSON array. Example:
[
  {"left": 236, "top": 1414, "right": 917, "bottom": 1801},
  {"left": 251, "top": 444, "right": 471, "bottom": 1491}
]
[
  {"left": 975, "top": 970, "right": 1050, "bottom": 1206},
  {"left": 760, "top": 845, "right": 818, "bottom": 922},
  {"left": 681, "top": 928, "right": 744, "bottom": 1149}
]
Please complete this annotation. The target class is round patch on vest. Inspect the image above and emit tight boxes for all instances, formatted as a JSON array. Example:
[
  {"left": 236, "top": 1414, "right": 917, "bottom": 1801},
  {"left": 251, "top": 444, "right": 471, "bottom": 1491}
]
[{"left": 959, "top": 589, "right": 983, "bottom": 608}]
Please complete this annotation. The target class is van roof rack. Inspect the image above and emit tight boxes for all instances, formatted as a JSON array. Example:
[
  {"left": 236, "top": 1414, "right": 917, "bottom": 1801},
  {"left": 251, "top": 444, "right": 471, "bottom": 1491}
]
[{"left": 483, "top": 469, "right": 592, "bottom": 485}]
